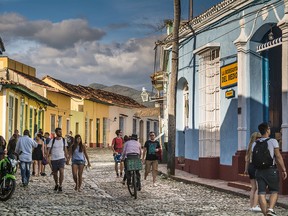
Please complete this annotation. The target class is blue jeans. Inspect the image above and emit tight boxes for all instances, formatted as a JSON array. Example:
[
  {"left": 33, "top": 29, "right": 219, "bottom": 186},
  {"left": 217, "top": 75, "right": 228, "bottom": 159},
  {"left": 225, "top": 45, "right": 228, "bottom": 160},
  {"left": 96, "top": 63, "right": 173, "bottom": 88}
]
[{"left": 20, "top": 161, "right": 31, "bottom": 185}]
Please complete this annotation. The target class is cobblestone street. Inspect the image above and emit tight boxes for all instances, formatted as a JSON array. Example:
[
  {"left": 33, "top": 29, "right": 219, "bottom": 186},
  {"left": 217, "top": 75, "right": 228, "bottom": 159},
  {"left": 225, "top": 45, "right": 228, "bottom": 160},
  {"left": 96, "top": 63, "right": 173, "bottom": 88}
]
[{"left": 0, "top": 148, "right": 287, "bottom": 216}]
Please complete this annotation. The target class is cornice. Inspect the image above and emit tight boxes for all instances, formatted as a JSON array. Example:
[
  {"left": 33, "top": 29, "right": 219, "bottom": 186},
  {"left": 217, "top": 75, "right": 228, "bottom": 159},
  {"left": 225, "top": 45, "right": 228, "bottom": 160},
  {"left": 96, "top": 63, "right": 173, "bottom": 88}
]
[{"left": 163, "top": 0, "right": 255, "bottom": 46}]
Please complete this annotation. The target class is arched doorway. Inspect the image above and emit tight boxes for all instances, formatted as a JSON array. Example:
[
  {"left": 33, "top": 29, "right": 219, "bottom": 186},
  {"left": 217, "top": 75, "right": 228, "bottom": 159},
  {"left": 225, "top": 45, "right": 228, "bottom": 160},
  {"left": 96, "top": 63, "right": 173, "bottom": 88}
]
[
  {"left": 251, "top": 23, "right": 282, "bottom": 138},
  {"left": 261, "top": 25, "right": 282, "bottom": 137},
  {"left": 176, "top": 77, "right": 189, "bottom": 158}
]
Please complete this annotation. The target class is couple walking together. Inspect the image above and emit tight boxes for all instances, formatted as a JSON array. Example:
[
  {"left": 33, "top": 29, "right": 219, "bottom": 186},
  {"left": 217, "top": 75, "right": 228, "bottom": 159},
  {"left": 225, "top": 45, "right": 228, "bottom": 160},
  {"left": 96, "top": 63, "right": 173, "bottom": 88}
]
[
  {"left": 16, "top": 128, "right": 91, "bottom": 192},
  {"left": 245, "top": 122, "right": 287, "bottom": 216}
]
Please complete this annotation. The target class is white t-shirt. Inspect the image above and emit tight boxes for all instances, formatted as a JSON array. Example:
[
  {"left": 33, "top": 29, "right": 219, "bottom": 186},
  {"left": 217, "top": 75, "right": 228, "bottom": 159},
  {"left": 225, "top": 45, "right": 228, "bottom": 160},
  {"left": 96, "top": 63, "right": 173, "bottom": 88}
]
[
  {"left": 47, "top": 138, "right": 68, "bottom": 161},
  {"left": 252, "top": 137, "right": 279, "bottom": 165}
]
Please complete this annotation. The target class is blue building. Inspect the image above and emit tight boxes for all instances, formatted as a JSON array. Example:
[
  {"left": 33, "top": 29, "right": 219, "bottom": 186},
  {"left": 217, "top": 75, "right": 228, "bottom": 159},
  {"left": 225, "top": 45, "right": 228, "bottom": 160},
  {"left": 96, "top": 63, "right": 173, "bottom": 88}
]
[{"left": 157, "top": 0, "right": 288, "bottom": 194}]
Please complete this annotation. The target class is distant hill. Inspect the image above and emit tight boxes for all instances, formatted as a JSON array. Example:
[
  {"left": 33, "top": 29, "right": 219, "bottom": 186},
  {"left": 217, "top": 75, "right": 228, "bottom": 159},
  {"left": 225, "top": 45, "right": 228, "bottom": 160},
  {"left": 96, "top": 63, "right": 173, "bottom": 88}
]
[
  {"left": 89, "top": 83, "right": 155, "bottom": 108},
  {"left": 89, "top": 83, "right": 107, "bottom": 90}
]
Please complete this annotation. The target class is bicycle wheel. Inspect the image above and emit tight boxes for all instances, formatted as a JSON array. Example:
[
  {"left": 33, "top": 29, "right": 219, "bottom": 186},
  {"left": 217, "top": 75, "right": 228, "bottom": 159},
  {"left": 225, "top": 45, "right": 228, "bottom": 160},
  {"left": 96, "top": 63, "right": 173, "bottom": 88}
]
[
  {"left": 127, "top": 171, "right": 135, "bottom": 197},
  {"left": 132, "top": 171, "right": 137, "bottom": 199}
]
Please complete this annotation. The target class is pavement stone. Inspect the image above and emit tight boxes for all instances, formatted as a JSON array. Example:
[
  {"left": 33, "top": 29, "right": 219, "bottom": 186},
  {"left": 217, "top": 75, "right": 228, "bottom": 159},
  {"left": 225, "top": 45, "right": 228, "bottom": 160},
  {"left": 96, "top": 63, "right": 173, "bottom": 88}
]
[{"left": 0, "top": 148, "right": 286, "bottom": 215}]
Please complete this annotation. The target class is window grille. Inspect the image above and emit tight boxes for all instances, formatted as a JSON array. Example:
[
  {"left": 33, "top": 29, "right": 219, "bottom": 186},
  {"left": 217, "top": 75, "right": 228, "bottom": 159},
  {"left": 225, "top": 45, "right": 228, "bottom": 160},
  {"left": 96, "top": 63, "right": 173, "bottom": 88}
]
[
  {"left": 183, "top": 83, "right": 189, "bottom": 128},
  {"left": 198, "top": 49, "right": 220, "bottom": 157}
]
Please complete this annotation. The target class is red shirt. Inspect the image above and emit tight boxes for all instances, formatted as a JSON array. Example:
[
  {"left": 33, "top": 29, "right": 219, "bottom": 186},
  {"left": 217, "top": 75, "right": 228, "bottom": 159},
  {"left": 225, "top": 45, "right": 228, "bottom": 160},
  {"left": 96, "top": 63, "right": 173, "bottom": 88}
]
[{"left": 112, "top": 137, "right": 123, "bottom": 153}]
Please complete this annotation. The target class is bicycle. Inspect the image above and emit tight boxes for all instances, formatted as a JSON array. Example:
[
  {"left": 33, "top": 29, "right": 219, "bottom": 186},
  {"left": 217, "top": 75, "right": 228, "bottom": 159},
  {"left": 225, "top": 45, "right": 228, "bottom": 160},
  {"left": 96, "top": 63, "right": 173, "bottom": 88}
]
[{"left": 125, "top": 154, "right": 142, "bottom": 199}]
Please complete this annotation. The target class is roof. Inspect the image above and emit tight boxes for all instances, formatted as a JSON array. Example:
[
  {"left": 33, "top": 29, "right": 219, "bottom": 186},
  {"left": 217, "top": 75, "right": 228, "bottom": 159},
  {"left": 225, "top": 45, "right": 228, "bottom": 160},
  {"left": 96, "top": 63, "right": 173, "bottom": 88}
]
[
  {"left": 134, "top": 107, "right": 160, "bottom": 117},
  {"left": 44, "top": 75, "right": 145, "bottom": 108},
  {"left": 11, "top": 69, "right": 52, "bottom": 88},
  {"left": 0, "top": 78, "right": 55, "bottom": 106},
  {"left": 7, "top": 69, "right": 78, "bottom": 99},
  {"left": 163, "top": 0, "right": 251, "bottom": 46}
]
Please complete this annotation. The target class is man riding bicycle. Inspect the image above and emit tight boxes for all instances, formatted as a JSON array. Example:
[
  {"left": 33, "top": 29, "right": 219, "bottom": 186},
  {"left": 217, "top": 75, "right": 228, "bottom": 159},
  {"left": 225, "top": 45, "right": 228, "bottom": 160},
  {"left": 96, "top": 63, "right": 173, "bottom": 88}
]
[{"left": 121, "top": 134, "right": 142, "bottom": 190}]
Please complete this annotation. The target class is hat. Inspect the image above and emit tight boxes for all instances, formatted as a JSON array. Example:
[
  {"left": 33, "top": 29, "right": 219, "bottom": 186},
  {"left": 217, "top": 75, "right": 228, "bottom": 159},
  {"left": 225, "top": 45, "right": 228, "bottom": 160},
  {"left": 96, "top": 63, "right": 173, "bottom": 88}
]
[{"left": 130, "top": 134, "right": 138, "bottom": 140}]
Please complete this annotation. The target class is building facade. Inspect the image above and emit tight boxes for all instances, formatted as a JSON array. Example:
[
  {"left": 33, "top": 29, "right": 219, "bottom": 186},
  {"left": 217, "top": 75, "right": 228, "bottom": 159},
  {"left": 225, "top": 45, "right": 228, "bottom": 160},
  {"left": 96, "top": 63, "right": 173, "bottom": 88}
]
[
  {"left": 0, "top": 56, "right": 159, "bottom": 147},
  {"left": 160, "top": 0, "right": 288, "bottom": 194}
]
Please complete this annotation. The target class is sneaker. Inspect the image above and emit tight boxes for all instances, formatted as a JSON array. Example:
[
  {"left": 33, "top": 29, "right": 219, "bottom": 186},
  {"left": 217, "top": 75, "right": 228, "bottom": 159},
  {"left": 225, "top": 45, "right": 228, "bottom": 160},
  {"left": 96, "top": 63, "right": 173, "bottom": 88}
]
[
  {"left": 153, "top": 183, "right": 158, "bottom": 187},
  {"left": 41, "top": 172, "right": 46, "bottom": 176},
  {"left": 122, "top": 180, "right": 125, "bottom": 185},
  {"left": 116, "top": 173, "right": 119, "bottom": 177},
  {"left": 32, "top": 171, "right": 35, "bottom": 176},
  {"left": 58, "top": 186, "right": 62, "bottom": 192},
  {"left": 120, "top": 172, "right": 123, "bottom": 177},
  {"left": 267, "top": 209, "right": 277, "bottom": 216},
  {"left": 251, "top": 205, "right": 261, "bottom": 212},
  {"left": 54, "top": 185, "right": 59, "bottom": 191}
]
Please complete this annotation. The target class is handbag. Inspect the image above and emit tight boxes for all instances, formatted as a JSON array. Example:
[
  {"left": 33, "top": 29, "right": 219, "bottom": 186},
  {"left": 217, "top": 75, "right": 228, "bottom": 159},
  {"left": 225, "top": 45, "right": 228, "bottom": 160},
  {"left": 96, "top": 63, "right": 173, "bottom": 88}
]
[{"left": 42, "top": 157, "right": 48, "bottom": 165}]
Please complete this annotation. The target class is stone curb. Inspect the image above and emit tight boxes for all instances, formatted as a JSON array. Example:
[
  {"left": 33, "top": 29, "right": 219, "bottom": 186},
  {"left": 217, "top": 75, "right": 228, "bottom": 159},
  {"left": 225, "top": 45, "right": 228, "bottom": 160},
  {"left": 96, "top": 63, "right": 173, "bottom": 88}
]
[{"left": 158, "top": 171, "right": 288, "bottom": 210}]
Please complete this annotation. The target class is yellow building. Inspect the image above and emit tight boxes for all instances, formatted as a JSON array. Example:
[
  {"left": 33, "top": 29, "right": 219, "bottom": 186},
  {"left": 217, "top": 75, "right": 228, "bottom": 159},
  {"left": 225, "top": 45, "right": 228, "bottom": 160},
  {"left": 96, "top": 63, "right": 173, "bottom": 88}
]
[
  {"left": 44, "top": 88, "right": 73, "bottom": 137},
  {"left": 42, "top": 76, "right": 154, "bottom": 147},
  {"left": 0, "top": 56, "right": 53, "bottom": 139},
  {"left": 0, "top": 56, "right": 160, "bottom": 147},
  {"left": 43, "top": 76, "right": 111, "bottom": 147}
]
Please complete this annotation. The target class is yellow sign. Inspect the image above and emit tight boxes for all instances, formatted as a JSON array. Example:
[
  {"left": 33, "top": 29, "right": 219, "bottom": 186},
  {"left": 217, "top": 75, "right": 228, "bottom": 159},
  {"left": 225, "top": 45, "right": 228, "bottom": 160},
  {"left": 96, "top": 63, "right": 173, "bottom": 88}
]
[
  {"left": 220, "top": 62, "right": 238, "bottom": 89},
  {"left": 225, "top": 89, "right": 235, "bottom": 99}
]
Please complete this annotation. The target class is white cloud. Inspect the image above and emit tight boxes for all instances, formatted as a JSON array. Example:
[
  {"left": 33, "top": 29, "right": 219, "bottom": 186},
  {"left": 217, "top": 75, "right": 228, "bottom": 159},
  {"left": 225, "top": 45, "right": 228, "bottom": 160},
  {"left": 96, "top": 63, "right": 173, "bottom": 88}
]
[
  {"left": 1, "top": 13, "right": 162, "bottom": 90},
  {"left": 0, "top": 13, "right": 105, "bottom": 49}
]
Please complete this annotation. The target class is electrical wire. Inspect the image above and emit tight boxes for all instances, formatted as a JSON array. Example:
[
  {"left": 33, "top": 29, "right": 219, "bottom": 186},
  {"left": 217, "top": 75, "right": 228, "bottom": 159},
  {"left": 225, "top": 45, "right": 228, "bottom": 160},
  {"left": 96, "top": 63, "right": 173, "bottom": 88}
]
[
  {"left": 162, "top": 0, "right": 282, "bottom": 47},
  {"left": 175, "top": 0, "right": 283, "bottom": 60}
]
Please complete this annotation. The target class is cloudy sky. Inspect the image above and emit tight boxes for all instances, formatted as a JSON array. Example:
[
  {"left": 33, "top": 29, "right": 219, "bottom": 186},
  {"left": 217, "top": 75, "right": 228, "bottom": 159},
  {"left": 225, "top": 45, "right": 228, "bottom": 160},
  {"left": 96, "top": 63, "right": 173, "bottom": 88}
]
[{"left": 0, "top": 0, "right": 222, "bottom": 90}]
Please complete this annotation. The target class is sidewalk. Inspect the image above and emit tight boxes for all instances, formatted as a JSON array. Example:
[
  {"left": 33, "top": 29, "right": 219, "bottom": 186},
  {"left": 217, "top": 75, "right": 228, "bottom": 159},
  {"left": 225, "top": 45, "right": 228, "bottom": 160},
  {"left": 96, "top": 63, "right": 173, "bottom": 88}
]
[{"left": 158, "top": 164, "right": 288, "bottom": 209}]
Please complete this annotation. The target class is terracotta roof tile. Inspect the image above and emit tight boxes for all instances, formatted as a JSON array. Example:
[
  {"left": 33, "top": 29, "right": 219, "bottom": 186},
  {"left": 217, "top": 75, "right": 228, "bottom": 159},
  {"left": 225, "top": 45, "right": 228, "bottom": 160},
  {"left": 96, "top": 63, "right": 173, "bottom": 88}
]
[
  {"left": 46, "top": 76, "right": 145, "bottom": 108},
  {"left": 0, "top": 78, "right": 54, "bottom": 106},
  {"left": 12, "top": 70, "right": 52, "bottom": 87},
  {"left": 134, "top": 107, "right": 160, "bottom": 117}
]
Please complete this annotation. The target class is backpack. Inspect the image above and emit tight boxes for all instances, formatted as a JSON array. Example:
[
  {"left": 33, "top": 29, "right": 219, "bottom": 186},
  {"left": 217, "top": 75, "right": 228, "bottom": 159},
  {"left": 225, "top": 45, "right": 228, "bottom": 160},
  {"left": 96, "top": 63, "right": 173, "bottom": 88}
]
[
  {"left": 49, "top": 137, "right": 66, "bottom": 155},
  {"left": 252, "top": 138, "right": 273, "bottom": 169}
]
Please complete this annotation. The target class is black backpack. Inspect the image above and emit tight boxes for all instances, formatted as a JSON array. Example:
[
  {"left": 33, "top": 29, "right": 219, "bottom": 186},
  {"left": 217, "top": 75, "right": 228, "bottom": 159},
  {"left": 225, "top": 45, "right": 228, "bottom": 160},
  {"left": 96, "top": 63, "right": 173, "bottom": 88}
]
[
  {"left": 49, "top": 137, "right": 66, "bottom": 155},
  {"left": 252, "top": 138, "right": 273, "bottom": 169}
]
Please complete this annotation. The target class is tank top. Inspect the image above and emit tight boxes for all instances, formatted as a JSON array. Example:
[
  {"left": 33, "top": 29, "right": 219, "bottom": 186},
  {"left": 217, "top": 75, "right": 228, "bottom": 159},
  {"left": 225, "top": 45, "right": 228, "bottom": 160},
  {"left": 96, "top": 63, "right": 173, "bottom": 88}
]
[
  {"left": 72, "top": 146, "right": 85, "bottom": 161},
  {"left": 113, "top": 137, "right": 123, "bottom": 153}
]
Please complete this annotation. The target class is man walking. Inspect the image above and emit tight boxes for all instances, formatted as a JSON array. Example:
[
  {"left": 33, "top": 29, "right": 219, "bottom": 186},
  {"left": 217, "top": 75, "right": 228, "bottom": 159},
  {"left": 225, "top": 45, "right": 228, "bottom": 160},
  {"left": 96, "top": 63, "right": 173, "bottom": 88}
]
[
  {"left": 47, "top": 128, "right": 68, "bottom": 192},
  {"left": 15, "top": 129, "right": 38, "bottom": 186},
  {"left": 142, "top": 131, "right": 161, "bottom": 187},
  {"left": 252, "top": 122, "right": 287, "bottom": 216},
  {"left": 111, "top": 129, "right": 124, "bottom": 177}
]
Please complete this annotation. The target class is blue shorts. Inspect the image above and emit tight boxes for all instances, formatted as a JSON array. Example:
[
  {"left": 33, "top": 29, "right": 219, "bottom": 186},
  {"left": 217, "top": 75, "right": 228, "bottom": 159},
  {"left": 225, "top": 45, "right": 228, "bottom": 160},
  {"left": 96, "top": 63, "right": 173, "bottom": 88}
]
[
  {"left": 114, "top": 153, "right": 122, "bottom": 163},
  {"left": 51, "top": 158, "right": 65, "bottom": 172},
  {"left": 72, "top": 159, "right": 85, "bottom": 165}
]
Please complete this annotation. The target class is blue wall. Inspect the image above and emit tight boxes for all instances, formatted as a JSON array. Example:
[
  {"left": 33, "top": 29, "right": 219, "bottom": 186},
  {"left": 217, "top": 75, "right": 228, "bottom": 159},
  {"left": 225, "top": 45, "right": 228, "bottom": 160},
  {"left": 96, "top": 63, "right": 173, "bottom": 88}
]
[{"left": 174, "top": 0, "right": 285, "bottom": 165}]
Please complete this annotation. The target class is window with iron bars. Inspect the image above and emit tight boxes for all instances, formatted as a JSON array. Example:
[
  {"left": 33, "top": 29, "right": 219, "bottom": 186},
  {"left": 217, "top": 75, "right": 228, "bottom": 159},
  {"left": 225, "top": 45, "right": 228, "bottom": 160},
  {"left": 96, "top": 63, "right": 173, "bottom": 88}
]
[{"left": 198, "top": 49, "right": 220, "bottom": 157}]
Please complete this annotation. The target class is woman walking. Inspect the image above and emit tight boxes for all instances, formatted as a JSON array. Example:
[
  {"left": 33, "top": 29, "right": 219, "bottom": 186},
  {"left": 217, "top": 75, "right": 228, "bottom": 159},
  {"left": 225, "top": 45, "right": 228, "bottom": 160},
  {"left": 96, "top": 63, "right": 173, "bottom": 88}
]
[
  {"left": 32, "top": 133, "right": 45, "bottom": 176},
  {"left": 244, "top": 132, "right": 262, "bottom": 212},
  {"left": 68, "top": 134, "right": 91, "bottom": 192}
]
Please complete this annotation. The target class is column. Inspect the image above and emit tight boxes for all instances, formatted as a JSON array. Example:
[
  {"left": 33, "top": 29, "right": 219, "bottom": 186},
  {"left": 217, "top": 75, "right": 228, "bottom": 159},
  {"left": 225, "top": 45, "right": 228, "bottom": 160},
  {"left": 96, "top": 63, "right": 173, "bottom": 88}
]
[
  {"left": 278, "top": 0, "right": 288, "bottom": 194},
  {"left": 234, "top": 18, "right": 249, "bottom": 151},
  {"left": 279, "top": 0, "right": 288, "bottom": 153},
  {"left": 231, "top": 18, "right": 249, "bottom": 179}
]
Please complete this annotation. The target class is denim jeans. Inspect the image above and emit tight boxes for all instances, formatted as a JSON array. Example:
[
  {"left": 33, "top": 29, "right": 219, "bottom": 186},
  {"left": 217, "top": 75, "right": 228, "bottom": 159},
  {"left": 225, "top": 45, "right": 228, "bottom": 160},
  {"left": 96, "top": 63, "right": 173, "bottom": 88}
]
[{"left": 20, "top": 161, "right": 31, "bottom": 185}]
